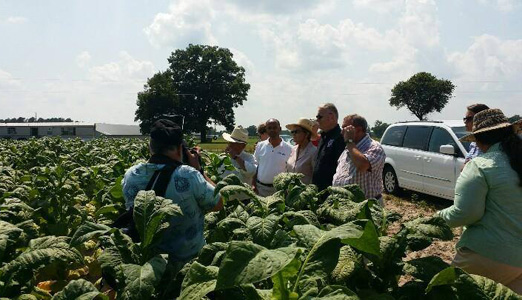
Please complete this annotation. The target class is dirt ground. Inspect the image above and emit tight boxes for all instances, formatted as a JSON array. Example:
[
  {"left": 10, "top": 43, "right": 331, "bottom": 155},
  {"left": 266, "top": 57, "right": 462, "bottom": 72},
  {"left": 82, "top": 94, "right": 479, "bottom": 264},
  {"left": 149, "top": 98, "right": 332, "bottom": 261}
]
[{"left": 383, "top": 192, "right": 462, "bottom": 264}]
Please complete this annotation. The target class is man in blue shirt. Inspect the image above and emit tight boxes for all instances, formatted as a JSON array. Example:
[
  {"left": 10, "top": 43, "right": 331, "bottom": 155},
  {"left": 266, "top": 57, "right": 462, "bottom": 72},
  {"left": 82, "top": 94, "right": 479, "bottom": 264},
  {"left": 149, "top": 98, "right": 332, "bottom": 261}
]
[
  {"left": 463, "top": 103, "right": 489, "bottom": 163},
  {"left": 122, "top": 119, "right": 223, "bottom": 262}
]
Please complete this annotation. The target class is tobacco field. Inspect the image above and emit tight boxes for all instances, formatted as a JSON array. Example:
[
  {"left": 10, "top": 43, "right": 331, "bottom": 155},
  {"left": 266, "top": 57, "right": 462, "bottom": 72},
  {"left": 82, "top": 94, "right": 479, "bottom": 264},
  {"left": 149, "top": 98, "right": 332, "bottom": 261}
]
[{"left": 0, "top": 138, "right": 520, "bottom": 300}]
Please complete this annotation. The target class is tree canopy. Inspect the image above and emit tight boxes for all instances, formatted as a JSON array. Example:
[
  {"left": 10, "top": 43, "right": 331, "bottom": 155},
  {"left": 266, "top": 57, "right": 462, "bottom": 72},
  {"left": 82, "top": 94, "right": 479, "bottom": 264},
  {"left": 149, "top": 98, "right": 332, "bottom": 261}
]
[
  {"left": 135, "top": 44, "right": 250, "bottom": 141},
  {"left": 246, "top": 125, "right": 258, "bottom": 136},
  {"left": 371, "top": 120, "right": 390, "bottom": 139},
  {"left": 0, "top": 117, "right": 74, "bottom": 123},
  {"left": 389, "top": 72, "right": 455, "bottom": 120}
]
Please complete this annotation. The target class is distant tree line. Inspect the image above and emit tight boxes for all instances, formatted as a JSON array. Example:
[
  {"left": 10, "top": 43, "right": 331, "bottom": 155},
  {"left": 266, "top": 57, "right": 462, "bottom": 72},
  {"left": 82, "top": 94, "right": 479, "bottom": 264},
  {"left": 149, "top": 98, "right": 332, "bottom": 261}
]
[{"left": 0, "top": 117, "right": 75, "bottom": 123}]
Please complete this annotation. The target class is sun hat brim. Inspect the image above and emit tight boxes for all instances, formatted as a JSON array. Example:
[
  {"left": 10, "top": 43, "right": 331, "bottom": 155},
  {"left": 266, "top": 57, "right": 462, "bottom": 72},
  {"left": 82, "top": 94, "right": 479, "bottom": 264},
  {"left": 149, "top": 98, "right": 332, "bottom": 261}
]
[
  {"left": 222, "top": 132, "right": 247, "bottom": 144},
  {"left": 286, "top": 123, "right": 318, "bottom": 139},
  {"left": 459, "top": 122, "right": 516, "bottom": 142}
]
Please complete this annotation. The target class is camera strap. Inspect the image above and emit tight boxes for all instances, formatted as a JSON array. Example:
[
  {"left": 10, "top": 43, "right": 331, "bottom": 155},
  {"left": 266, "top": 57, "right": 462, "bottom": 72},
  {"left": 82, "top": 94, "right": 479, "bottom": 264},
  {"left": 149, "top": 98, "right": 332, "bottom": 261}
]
[{"left": 113, "top": 154, "right": 181, "bottom": 242}]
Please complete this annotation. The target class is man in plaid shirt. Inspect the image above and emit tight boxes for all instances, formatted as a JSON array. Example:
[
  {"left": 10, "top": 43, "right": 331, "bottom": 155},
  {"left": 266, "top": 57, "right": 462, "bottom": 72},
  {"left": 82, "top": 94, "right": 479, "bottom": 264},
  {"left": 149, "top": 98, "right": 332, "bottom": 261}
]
[{"left": 332, "top": 114, "right": 386, "bottom": 205}]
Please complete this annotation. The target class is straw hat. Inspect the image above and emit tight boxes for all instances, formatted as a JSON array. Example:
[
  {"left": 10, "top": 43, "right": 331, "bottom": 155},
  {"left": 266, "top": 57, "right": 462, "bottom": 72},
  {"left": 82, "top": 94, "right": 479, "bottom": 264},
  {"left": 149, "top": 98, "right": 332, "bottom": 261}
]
[
  {"left": 460, "top": 108, "right": 522, "bottom": 142},
  {"left": 222, "top": 126, "right": 249, "bottom": 144},
  {"left": 285, "top": 118, "right": 319, "bottom": 139}
]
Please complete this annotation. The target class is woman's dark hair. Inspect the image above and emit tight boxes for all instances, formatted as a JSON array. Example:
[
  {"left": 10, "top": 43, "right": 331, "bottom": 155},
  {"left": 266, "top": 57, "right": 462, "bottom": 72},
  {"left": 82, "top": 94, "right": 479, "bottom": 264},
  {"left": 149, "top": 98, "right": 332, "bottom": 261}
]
[
  {"left": 257, "top": 123, "right": 267, "bottom": 135},
  {"left": 475, "top": 127, "right": 522, "bottom": 186}
]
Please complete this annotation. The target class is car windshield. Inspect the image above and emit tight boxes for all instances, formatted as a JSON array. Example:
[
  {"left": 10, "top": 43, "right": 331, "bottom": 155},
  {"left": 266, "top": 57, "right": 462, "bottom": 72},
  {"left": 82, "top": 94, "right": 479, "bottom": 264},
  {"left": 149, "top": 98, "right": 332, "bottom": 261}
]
[{"left": 451, "top": 126, "right": 471, "bottom": 152}]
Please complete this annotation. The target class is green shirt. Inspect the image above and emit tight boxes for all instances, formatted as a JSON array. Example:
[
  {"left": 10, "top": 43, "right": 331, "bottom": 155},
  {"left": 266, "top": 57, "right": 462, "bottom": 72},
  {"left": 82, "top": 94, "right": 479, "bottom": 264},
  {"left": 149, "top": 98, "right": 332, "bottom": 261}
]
[{"left": 438, "top": 143, "right": 522, "bottom": 267}]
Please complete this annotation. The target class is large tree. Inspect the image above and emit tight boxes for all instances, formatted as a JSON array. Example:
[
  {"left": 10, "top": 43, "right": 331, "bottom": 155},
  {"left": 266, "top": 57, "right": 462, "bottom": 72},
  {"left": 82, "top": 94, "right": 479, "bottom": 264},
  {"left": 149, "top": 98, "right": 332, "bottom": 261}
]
[
  {"left": 135, "top": 71, "right": 179, "bottom": 134},
  {"left": 389, "top": 72, "right": 455, "bottom": 120},
  {"left": 135, "top": 44, "right": 250, "bottom": 141}
]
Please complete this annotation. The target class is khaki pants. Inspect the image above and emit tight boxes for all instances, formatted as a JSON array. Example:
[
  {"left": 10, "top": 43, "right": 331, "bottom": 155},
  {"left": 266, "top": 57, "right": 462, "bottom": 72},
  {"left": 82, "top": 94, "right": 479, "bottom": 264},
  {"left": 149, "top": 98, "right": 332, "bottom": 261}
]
[{"left": 453, "top": 247, "right": 522, "bottom": 294}]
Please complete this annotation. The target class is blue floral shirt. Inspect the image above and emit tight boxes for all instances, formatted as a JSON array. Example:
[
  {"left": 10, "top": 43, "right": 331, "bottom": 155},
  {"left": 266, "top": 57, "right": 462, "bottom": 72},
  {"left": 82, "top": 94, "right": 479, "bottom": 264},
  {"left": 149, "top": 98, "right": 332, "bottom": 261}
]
[{"left": 122, "top": 163, "right": 219, "bottom": 262}]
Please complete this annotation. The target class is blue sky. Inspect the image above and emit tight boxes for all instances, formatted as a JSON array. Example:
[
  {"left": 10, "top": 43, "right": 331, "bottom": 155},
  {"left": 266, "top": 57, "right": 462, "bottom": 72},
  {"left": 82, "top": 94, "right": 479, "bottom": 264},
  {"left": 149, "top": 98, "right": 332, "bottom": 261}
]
[{"left": 1, "top": 0, "right": 521, "bottom": 129}]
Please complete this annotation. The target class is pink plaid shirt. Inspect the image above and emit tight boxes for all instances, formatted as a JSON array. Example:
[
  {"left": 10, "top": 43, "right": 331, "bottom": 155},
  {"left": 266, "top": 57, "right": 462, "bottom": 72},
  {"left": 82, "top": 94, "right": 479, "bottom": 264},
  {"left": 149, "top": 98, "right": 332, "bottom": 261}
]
[{"left": 332, "top": 134, "right": 386, "bottom": 199}]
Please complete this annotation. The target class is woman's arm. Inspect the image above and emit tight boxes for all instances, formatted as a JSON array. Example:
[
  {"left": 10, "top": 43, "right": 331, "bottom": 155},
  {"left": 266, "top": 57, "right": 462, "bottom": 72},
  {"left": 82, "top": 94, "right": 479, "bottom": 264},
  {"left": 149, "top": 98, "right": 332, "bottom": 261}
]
[{"left": 437, "top": 161, "right": 488, "bottom": 227}]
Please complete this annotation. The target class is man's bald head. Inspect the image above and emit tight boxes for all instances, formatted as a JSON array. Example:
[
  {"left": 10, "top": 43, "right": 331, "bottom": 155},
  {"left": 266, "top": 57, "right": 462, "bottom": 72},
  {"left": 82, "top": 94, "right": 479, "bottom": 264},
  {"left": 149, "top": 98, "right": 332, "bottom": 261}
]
[{"left": 265, "top": 118, "right": 281, "bottom": 140}]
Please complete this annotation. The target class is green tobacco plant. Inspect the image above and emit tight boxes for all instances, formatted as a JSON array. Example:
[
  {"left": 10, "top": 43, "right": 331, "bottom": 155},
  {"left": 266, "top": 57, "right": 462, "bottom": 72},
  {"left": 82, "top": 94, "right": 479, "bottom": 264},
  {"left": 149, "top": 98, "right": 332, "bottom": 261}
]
[
  {"left": 0, "top": 139, "right": 515, "bottom": 299},
  {"left": 201, "top": 151, "right": 235, "bottom": 183}
]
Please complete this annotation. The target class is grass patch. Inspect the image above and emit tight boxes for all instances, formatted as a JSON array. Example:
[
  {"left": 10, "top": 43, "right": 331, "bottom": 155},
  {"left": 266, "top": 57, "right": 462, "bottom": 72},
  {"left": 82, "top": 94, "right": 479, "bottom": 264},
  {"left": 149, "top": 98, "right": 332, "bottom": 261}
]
[{"left": 196, "top": 137, "right": 259, "bottom": 153}]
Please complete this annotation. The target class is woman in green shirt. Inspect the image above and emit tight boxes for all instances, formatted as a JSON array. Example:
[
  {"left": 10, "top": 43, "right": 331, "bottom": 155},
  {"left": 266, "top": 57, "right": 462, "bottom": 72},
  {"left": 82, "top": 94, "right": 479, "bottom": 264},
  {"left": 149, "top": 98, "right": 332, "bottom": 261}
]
[{"left": 438, "top": 108, "right": 522, "bottom": 294}]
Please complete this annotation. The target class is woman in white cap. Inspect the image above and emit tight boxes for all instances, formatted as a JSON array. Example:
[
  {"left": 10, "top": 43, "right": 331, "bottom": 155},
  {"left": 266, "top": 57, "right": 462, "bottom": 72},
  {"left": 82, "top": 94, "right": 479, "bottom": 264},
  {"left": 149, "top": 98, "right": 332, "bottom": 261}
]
[
  {"left": 437, "top": 108, "right": 522, "bottom": 293},
  {"left": 285, "top": 118, "right": 318, "bottom": 184}
]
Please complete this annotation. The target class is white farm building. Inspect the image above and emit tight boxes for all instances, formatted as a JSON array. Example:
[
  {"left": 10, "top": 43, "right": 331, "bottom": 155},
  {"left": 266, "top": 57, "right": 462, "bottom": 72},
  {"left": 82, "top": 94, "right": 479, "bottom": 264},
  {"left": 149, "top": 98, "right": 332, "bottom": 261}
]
[{"left": 0, "top": 122, "right": 144, "bottom": 140}]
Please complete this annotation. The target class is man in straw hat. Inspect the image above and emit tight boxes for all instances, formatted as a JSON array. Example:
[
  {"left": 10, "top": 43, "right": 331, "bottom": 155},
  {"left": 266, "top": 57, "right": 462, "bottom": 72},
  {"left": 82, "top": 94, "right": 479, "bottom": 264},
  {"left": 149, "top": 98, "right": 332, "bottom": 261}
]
[
  {"left": 333, "top": 114, "right": 386, "bottom": 205},
  {"left": 285, "top": 118, "right": 318, "bottom": 184},
  {"left": 221, "top": 125, "right": 257, "bottom": 185},
  {"left": 253, "top": 118, "right": 292, "bottom": 196},
  {"left": 437, "top": 108, "right": 522, "bottom": 293}
]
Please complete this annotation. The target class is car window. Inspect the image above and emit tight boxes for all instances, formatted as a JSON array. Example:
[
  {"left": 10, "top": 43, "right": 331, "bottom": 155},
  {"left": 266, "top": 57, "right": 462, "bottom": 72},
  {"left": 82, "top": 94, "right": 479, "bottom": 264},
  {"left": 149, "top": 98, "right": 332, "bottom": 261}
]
[
  {"left": 451, "top": 126, "right": 471, "bottom": 152},
  {"left": 402, "top": 126, "right": 432, "bottom": 150},
  {"left": 381, "top": 126, "right": 406, "bottom": 146},
  {"left": 428, "top": 127, "right": 458, "bottom": 153}
]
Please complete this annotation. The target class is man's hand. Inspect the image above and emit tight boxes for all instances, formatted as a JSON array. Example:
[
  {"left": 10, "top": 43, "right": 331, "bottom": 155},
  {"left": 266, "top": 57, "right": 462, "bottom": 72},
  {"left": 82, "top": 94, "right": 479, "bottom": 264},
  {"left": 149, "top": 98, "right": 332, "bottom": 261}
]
[
  {"left": 342, "top": 125, "right": 356, "bottom": 143},
  {"left": 225, "top": 146, "right": 239, "bottom": 158},
  {"left": 185, "top": 146, "right": 202, "bottom": 170}
]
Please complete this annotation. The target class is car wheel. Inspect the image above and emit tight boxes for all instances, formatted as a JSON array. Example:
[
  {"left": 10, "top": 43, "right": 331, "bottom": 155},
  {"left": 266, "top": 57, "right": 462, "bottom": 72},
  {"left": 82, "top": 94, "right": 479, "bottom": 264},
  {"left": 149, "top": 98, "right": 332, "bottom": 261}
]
[{"left": 383, "top": 166, "right": 400, "bottom": 195}]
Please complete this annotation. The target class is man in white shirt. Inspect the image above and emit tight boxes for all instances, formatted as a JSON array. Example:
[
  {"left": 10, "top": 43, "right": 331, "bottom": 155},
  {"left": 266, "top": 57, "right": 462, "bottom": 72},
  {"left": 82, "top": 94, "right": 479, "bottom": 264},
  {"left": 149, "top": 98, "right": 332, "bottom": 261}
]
[
  {"left": 221, "top": 126, "right": 257, "bottom": 185},
  {"left": 253, "top": 118, "right": 293, "bottom": 196}
]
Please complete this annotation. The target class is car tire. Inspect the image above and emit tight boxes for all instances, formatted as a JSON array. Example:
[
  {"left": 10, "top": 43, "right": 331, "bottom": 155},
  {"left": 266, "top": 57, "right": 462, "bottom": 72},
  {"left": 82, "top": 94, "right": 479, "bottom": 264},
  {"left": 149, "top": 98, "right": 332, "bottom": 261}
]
[{"left": 383, "top": 166, "right": 400, "bottom": 195}]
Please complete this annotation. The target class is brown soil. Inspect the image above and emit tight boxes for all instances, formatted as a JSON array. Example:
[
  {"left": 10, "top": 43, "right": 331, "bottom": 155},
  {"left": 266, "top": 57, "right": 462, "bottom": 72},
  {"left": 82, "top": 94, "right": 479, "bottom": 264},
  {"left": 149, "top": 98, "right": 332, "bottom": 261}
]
[{"left": 383, "top": 192, "right": 462, "bottom": 264}]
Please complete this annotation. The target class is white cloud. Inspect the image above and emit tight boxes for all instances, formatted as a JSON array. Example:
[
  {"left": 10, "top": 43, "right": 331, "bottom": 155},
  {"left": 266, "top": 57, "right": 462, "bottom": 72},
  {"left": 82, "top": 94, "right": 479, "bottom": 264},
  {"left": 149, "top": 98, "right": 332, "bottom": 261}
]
[
  {"left": 224, "top": 0, "right": 321, "bottom": 14},
  {"left": 6, "top": 16, "right": 27, "bottom": 24},
  {"left": 477, "top": 0, "right": 521, "bottom": 12},
  {"left": 88, "top": 51, "right": 155, "bottom": 82},
  {"left": 448, "top": 34, "right": 522, "bottom": 80},
  {"left": 353, "top": 0, "right": 404, "bottom": 13},
  {"left": 0, "top": 69, "right": 21, "bottom": 89},
  {"left": 144, "top": 0, "right": 217, "bottom": 48},
  {"left": 399, "top": 0, "right": 439, "bottom": 48},
  {"left": 229, "top": 48, "right": 255, "bottom": 75},
  {"left": 76, "top": 51, "right": 91, "bottom": 68}
]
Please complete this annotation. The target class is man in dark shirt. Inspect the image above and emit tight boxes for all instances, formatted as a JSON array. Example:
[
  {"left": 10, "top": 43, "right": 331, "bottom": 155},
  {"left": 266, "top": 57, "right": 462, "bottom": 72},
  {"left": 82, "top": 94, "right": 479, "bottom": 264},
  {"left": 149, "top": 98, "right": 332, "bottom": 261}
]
[{"left": 312, "top": 103, "right": 346, "bottom": 191}]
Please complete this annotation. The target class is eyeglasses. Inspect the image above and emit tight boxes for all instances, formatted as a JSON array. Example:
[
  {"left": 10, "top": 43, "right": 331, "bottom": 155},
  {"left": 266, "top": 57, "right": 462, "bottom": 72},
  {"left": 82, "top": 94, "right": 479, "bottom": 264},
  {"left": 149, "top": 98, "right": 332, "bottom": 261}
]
[
  {"left": 316, "top": 115, "right": 323, "bottom": 120},
  {"left": 290, "top": 130, "right": 302, "bottom": 135},
  {"left": 463, "top": 116, "right": 473, "bottom": 122}
]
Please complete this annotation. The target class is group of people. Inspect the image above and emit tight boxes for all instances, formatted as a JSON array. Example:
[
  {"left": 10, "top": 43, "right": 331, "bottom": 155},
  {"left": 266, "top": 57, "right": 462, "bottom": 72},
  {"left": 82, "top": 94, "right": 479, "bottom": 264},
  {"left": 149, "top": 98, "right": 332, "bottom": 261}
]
[
  {"left": 120, "top": 102, "right": 522, "bottom": 294},
  {"left": 219, "top": 103, "right": 386, "bottom": 204}
]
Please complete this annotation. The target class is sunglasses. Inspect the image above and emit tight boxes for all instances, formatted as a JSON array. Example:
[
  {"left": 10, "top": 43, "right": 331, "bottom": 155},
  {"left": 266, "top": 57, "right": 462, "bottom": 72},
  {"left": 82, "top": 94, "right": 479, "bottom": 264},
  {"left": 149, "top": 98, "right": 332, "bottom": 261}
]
[
  {"left": 463, "top": 116, "right": 473, "bottom": 122},
  {"left": 290, "top": 130, "right": 303, "bottom": 134}
]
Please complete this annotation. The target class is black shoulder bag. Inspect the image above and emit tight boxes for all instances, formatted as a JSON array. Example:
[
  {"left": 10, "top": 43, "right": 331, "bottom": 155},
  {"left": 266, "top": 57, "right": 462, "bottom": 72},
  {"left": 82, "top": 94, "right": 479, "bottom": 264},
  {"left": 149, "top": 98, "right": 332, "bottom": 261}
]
[{"left": 112, "top": 154, "right": 181, "bottom": 242}]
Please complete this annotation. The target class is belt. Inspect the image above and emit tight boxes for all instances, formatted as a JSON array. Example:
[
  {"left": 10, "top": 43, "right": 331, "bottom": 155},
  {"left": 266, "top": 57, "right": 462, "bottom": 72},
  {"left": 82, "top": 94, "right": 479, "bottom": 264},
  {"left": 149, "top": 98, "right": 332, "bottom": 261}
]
[{"left": 256, "top": 179, "right": 274, "bottom": 187}]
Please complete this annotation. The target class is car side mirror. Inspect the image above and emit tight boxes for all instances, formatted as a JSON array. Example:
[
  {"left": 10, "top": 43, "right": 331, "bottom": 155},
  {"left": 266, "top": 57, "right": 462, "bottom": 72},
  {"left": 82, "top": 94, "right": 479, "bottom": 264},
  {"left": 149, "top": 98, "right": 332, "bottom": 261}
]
[{"left": 440, "top": 144, "right": 455, "bottom": 155}]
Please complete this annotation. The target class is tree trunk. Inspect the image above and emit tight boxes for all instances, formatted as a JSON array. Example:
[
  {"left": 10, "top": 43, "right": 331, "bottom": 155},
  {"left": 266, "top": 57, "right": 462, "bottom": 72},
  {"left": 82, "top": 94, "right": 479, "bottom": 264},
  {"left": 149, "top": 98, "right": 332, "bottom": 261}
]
[{"left": 200, "top": 127, "right": 208, "bottom": 143}]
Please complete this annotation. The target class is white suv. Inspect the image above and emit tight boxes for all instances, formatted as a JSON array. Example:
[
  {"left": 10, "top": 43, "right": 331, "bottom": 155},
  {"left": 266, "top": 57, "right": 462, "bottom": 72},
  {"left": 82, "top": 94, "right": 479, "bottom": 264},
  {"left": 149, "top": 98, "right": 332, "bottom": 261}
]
[{"left": 380, "top": 121, "right": 469, "bottom": 201}]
